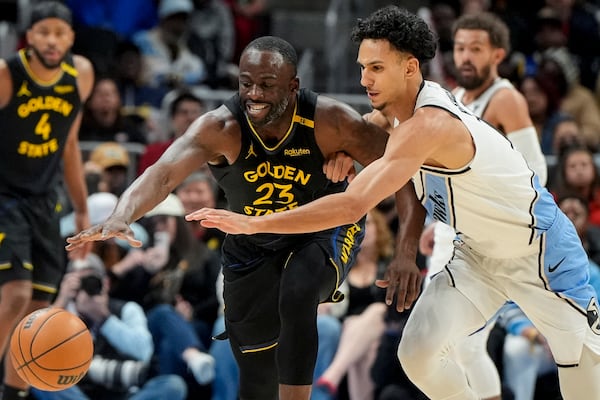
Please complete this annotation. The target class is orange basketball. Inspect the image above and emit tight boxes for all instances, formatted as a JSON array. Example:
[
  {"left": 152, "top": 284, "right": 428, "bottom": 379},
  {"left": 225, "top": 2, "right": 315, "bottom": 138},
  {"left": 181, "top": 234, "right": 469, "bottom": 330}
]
[{"left": 9, "top": 307, "right": 93, "bottom": 391}]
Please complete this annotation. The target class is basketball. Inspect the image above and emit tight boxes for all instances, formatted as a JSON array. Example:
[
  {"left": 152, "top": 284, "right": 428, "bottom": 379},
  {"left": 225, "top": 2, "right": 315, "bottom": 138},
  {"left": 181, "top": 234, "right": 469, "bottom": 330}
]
[{"left": 9, "top": 307, "right": 94, "bottom": 391}]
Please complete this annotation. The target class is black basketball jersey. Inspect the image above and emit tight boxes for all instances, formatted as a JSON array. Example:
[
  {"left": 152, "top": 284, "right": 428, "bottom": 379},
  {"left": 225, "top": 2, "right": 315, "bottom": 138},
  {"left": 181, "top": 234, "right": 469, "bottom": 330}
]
[
  {"left": 0, "top": 49, "right": 82, "bottom": 196},
  {"left": 210, "top": 89, "right": 348, "bottom": 249}
]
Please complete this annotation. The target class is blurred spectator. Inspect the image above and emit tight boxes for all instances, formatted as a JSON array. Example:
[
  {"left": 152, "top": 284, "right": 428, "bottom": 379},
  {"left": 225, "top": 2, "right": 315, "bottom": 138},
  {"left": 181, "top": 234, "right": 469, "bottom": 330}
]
[
  {"left": 31, "top": 253, "right": 187, "bottom": 400},
  {"left": 537, "top": 48, "right": 600, "bottom": 151},
  {"left": 418, "top": 3, "right": 457, "bottom": 89},
  {"left": 187, "top": 0, "right": 238, "bottom": 88},
  {"left": 89, "top": 142, "right": 131, "bottom": 196},
  {"left": 316, "top": 209, "right": 391, "bottom": 400},
  {"left": 80, "top": 77, "right": 148, "bottom": 144},
  {"left": 222, "top": 0, "right": 270, "bottom": 63},
  {"left": 66, "top": 0, "right": 158, "bottom": 40},
  {"left": 138, "top": 91, "right": 206, "bottom": 175},
  {"left": 113, "top": 40, "right": 169, "bottom": 125},
  {"left": 518, "top": 74, "right": 572, "bottom": 155},
  {"left": 175, "top": 172, "right": 225, "bottom": 253},
  {"left": 133, "top": 0, "right": 207, "bottom": 91},
  {"left": 542, "top": 0, "right": 600, "bottom": 90},
  {"left": 534, "top": 7, "right": 567, "bottom": 52},
  {"left": 550, "top": 144, "right": 600, "bottom": 228},
  {"left": 558, "top": 193, "right": 600, "bottom": 273},
  {"left": 551, "top": 115, "right": 585, "bottom": 156}
]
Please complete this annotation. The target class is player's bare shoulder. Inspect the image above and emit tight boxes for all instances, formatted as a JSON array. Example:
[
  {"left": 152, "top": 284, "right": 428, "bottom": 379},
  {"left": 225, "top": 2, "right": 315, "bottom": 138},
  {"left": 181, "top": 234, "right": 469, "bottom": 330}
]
[
  {"left": 313, "top": 94, "right": 388, "bottom": 164},
  {"left": 72, "top": 55, "right": 94, "bottom": 101},
  {"left": 190, "top": 104, "right": 242, "bottom": 165},
  {"left": 313, "top": 94, "right": 364, "bottom": 131},
  {"left": 486, "top": 85, "right": 531, "bottom": 130},
  {"left": 0, "top": 59, "right": 12, "bottom": 108}
]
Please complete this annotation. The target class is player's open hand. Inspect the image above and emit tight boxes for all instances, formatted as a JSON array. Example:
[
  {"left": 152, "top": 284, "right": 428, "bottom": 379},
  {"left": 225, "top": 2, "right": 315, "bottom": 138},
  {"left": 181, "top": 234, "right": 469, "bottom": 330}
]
[
  {"left": 186, "top": 208, "right": 254, "bottom": 235},
  {"left": 376, "top": 256, "right": 422, "bottom": 312},
  {"left": 65, "top": 218, "right": 142, "bottom": 251}
]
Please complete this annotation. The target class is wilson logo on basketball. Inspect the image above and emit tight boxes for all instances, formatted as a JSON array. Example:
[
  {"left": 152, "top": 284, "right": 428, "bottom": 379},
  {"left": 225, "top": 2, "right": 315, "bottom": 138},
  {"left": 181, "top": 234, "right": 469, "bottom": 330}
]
[{"left": 57, "top": 372, "right": 85, "bottom": 385}]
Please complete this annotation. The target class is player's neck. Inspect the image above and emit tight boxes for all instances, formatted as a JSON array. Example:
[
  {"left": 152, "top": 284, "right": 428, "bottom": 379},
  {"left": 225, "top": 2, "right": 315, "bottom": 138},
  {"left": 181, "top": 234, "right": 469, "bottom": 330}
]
[
  {"left": 384, "top": 77, "right": 421, "bottom": 127},
  {"left": 461, "top": 76, "right": 498, "bottom": 105}
]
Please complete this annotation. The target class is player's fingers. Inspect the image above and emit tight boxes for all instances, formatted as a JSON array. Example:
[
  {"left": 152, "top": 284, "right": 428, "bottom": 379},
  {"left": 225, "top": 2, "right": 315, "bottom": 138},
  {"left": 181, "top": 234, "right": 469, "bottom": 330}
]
[
  {"left": 185, "top": 208, "right": 217, "bottom": 221},
  {"left": 347, "top": 166, "right": 357, "bottom": 183},
  {"left": 113, "top": 232, "right": 143, "bottom": 248},
  {"left": 375, "top": 279, "right": 389, "bottom": 288},
  {"left": 404, "top": 274, "right": 422, "bottom": 309}
]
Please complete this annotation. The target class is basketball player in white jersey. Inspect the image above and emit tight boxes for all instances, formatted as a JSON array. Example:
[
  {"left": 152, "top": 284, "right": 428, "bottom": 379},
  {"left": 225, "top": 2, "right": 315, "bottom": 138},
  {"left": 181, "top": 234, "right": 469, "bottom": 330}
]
[
  {"left": 421, "top": 12, "right": 549, "bottom": 400},
  {"left": 188, "top": 6, "right": 600, "bottom": 400}
]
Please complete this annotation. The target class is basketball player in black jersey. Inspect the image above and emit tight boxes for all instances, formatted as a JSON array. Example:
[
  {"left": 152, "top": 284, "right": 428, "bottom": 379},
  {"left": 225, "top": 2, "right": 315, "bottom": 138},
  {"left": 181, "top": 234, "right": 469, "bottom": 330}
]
[
  {"left": 0, "top": 2, "right": 94, "bottom": 399},
  {"left": 66, "top": 36, "right": 412, "bottom": 400}
]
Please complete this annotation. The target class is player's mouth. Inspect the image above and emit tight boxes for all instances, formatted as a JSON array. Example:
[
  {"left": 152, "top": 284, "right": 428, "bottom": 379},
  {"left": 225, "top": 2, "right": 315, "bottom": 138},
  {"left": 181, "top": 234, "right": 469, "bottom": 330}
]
[
  {"left": 246, "top": 102, "right": 270, "bottom": 118},
  {"left": 43, "top": 50, "right": 61, "bottom": 63},
  {"left": 366, "top": 90, "right": 380, "bottom": 102},
  {"left": 459, "top": 65, "right": 476, "bottom": 76}
]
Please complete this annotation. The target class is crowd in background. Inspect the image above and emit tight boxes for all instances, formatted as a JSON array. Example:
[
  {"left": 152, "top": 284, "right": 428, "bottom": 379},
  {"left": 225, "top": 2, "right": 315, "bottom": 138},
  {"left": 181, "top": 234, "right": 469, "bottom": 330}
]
[{"left": 2, "top": 0, "right": 600, "bottom": 399}]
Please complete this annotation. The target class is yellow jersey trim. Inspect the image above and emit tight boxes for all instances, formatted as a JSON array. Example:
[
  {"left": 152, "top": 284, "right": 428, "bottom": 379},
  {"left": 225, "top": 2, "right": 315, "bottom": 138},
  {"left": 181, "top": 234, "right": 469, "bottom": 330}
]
[
  {"left": 32, "top": 282, "right": 58, "bottom": 294},
  {"left": 18, "top": 49, "right": 67, "bottom": 87},
  {"left": 240, "top": 341, "right": 278, "bottom": 354},
  {"left": 246, "top": 102, "right": 298, "bottom": 152}
]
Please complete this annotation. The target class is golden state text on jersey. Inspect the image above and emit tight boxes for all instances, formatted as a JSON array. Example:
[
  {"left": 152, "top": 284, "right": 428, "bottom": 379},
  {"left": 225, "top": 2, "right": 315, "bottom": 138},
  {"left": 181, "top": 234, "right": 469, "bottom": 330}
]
[{"left": 0, "top": 50, "right": 81, "bottom": 195}]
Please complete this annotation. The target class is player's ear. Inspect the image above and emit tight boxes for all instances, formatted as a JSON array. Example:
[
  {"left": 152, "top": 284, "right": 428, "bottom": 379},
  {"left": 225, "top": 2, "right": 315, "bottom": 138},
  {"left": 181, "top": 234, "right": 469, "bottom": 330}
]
[
  {"left": 290, "top": 76, "right": 299, "bottom": 93},
  {"left": 493, "top": 47, "right": 506, "bottom": 65},
  {"left": 406, "top": 56, "right": 420, "bottom": 78}
]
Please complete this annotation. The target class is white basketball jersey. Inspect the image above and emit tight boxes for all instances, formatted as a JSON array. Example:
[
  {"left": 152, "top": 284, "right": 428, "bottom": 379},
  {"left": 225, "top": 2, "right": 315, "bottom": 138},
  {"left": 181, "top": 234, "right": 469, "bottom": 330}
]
[
  {"left": 411, "top": 81, "right": 557, "bottom": 258},
  {"left": 453, "top": 78, "right": 513, "bottom": 118}
]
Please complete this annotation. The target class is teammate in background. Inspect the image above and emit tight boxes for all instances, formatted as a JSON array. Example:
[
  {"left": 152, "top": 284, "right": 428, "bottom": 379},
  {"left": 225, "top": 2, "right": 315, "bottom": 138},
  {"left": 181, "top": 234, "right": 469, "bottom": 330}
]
[
  {"left": 0, "top": 2, "right": 94, "bottom": 399},
  {"left": 188, "top": 6, "right": 600, "bottom": 400},
  {"left": 452, "top": 12, "right": 547, "bottom": 185},
  {"left": 419, "top": 12, "right": 550, "bottom": 400},
  {"left": 66, "top": 36, "right": 398, "bottom": 400}
]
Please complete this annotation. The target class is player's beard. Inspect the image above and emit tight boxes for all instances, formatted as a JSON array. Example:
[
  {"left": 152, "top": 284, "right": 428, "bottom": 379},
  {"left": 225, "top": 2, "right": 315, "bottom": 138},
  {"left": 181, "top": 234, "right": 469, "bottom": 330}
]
[
  {"left": 29, "top": 46, "right": 64, "bottom": 70},
  {"left": 456, "top": 64, "right": 491, "bottom": 90},
  {"left": 248, "top": 96, "right": 289, "bottom": 128}
]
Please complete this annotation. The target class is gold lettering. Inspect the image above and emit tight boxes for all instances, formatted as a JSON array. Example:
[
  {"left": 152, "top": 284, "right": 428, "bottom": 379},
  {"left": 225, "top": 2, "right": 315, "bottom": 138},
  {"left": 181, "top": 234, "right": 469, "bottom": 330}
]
[
  {"left": 17, "top": 96, "right": 74, "bottom": 118},
  {"left": 243, "top": 162, "right": 311, "bottom": 185},
  {"left": 243, "top": 202, "right": 299, "bottom": 216},
  {"left": 340, "top": 224, "right": 362, "bottom": 264},
  {"left": 17, "top": 139, "right": 59, "bottom": 158}
]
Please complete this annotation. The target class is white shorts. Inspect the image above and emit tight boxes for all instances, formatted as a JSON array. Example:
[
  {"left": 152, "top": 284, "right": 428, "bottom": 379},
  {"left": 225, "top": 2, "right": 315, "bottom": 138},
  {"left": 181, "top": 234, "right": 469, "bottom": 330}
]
[{"left": 436, "top": 211, "right": 600, "bottom": 366}]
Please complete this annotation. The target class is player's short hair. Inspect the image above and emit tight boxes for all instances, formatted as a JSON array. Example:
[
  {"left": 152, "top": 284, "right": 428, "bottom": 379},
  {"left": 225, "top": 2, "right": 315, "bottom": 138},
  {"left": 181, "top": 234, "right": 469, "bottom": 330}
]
[
  {"left": 351, "top": 5, "right": 437, "bottom": 64},
  {"left": 452, "top": 12, "right": 511, "bottom": 53},
  {"left": 243, "top": 36, "right": 298, "bottom": 74},
  {"left": 29, "top": 1, "right": 72, "bottom": 28}
]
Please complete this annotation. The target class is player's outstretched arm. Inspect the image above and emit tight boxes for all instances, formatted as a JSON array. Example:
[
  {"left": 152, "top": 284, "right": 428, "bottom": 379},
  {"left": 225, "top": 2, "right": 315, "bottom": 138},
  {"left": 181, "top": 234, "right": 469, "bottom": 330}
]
[{"left": 67, "top": 108, "right": 231, "bottom": 250}]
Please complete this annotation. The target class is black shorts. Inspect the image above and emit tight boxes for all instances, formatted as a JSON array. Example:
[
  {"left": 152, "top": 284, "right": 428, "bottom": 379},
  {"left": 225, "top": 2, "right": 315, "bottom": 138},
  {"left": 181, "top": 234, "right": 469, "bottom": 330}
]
[
  {"left": 0, "top": 192, "right": 64, "bottom": 301},
  {"left": 220, "top": 219, "right": 365, "bottom": 353}
]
